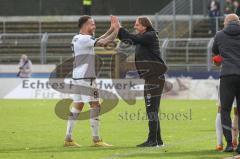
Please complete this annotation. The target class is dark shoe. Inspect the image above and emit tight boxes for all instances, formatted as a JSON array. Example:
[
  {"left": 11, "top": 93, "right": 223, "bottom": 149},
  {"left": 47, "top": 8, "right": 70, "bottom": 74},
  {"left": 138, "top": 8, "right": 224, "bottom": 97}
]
[
  {"left": 136, "top": 141, "right": 157, "bottom": 147},
  {"left": 136, "top": 141, "right": 163, "bottom": 147},
  {"left": 157, "top": 140, "right": 164, "bottom": 146},
  {"left": 224, "top": 143, "right": 234, "bottom": 152}
]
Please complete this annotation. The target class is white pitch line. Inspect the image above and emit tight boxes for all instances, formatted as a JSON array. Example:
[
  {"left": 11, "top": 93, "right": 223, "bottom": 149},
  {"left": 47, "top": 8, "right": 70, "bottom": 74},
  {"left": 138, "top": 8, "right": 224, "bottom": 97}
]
[{"left": 101, "top": 133, "right": 223, "bottom": 159}]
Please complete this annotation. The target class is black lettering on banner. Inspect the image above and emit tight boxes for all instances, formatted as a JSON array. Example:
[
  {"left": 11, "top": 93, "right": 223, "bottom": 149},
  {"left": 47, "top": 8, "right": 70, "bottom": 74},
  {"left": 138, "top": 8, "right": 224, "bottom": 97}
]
[{"left": 22, "top": 80, "right": 29, "bottom": 88}]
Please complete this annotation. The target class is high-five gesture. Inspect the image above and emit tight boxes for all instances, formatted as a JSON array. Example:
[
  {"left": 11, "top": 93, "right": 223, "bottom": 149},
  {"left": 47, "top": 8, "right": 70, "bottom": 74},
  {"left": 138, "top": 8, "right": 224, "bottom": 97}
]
[
  {"left": 94, "top": 15, "right": 119, "bottom": 47},
  {"left": 111, "top": 16, "right": 121, "bottom": 31}
]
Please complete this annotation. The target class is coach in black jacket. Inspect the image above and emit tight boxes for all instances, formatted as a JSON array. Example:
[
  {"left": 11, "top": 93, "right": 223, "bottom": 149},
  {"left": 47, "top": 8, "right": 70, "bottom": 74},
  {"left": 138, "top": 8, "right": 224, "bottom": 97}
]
[
  {"left": 212, "top": 14, "right": 240, "bottom": 153},
  {"left": 115, "top": 16, "right": 167, "bottom": 147}
]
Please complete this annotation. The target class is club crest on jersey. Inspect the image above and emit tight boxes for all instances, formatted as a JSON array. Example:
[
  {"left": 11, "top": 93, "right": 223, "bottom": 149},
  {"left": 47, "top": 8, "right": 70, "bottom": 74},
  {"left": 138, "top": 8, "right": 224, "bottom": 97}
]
[{"left": 73, "top": 38, "right": 78, "bottom": 42}]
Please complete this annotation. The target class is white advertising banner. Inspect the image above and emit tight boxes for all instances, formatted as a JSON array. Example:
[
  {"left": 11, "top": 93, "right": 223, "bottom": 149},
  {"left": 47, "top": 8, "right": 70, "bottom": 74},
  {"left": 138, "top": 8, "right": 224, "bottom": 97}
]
[{"left": 0, "top": 78, "right": 219, "bottom": 100}]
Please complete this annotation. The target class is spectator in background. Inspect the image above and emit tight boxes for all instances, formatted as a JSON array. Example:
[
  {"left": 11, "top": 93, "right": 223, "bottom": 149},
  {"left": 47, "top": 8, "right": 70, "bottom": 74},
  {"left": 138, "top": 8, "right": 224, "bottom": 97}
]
[
  {"left": 224, "top": 0, "right": 235, "bottom": 14},
  {"left": 233, "top": 0, "right": 240, "bottom": 15},
  {"left": 236, "top": 8, "right": 240, "bottom": 17},
  {"left": 17, "top": 54, "right": 32, "bottom": 78},
  {"left": 237, "top": 6, "right": 240, "bottom": 16},
  {"left": 208, "top": 0, "right": 220, "bottom": 35},
  {"left": 83, "top": 0, "right": 92, "bottom": 15}
]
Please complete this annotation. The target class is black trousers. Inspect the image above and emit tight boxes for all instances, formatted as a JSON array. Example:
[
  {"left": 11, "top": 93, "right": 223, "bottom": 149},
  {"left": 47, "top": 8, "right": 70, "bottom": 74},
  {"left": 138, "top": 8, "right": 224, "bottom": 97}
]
[
  {"left": 220, "top": 75, "right": 240, "bottom": 144},
  {"left": 144, "top": 75, "right": 165, "bottom": 144}
]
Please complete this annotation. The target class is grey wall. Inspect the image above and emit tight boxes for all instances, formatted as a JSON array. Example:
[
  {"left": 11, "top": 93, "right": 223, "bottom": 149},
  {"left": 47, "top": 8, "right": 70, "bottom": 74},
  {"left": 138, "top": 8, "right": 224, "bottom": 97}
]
[{"left": 0, "top": 0, "right": 170, "bottom": 16}]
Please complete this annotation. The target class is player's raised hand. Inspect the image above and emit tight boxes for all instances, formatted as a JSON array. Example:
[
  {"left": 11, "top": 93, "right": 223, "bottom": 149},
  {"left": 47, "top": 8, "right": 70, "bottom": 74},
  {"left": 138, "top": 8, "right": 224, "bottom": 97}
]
[
  {"left": 115, "top": 16, "right": 121, "bottom": 28},
  {"left": 111, "top": 16, "right": 121, "bottom": 31},
  {"left": 110, "top": 15, "right": 114, "bottom": 30}
]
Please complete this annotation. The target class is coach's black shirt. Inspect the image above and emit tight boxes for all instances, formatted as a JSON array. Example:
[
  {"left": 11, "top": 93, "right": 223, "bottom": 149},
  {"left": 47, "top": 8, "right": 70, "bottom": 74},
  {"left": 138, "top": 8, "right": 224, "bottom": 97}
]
[{"left": 118, "top": 27, "right": 167, "bottom": 78}]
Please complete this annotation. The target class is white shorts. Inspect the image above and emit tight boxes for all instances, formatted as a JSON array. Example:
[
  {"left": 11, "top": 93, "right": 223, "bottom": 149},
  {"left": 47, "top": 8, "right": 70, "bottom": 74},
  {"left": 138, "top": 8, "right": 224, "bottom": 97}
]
[{"left": 71, "top": 79, "right": 99, "bottom": 103}]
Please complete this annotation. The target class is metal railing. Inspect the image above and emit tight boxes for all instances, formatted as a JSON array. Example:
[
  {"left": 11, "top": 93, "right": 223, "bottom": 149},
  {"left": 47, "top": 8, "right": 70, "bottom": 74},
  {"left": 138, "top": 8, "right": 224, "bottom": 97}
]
[
  {"left": 0, "top": 16, "right": 139, "bottom": 35},
  {"left": 0, "top": 55, "right": 69, "bottom": 65},
  {"left": 0, "top": 14, "right": 224, "bottom": 40},
  {"left": 154, "top": 0, "right": 225, "bottom": 38},
  {"left": 0, "top": 33, "right": 120, "bottom": 78},
  {"left": 0, "top": 33, "right": 216, "bottom": 73},
  {"left": 0, "top": 33, "right": 75, "bottom": 64},
  {"left": 157, "top": 0, "right": 209, "bottom": 15},
  {"left": 155, "top": 15, "right": 224, "bottom": 39},
  {"left": 160, "top": 38, "right": 215, "bottom": 71}
]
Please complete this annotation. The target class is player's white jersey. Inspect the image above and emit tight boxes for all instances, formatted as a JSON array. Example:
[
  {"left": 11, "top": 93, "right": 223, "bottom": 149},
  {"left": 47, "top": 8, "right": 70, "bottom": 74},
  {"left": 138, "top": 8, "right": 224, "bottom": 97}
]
[{"left": 71, "top": 34, "right": 96, "bottom": 79}]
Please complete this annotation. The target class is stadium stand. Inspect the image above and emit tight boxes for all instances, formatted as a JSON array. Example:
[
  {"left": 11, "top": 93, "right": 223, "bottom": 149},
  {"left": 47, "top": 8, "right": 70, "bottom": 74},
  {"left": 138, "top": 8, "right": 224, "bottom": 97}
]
[
  {"left": 192, "top": 19, "right": 224, "bottom": 38},
  {"left": 0, "top": 19, "right": 134, "bottom": 78},
  {"left": 0, "top": 0, "right": 226, "bottom": 78}
]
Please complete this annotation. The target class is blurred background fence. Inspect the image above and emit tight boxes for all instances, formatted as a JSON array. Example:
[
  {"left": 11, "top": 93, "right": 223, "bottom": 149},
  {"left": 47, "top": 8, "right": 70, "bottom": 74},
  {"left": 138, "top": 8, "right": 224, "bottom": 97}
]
[{"left": 0, "top": 0, "right": 234, "bottom": 78}]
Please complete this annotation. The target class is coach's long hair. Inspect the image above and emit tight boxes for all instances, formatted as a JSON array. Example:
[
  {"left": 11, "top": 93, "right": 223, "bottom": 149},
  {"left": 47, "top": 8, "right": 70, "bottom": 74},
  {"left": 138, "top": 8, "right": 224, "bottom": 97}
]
[{"left": 137, "top": 16, "right": 155, "bottom": 31}]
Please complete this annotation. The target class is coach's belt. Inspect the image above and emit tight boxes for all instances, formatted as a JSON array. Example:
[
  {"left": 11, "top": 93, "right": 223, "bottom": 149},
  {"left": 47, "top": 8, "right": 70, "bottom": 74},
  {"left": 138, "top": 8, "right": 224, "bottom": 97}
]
[{"left": 72, "top": 78, "right": 96, "bottom": 86}]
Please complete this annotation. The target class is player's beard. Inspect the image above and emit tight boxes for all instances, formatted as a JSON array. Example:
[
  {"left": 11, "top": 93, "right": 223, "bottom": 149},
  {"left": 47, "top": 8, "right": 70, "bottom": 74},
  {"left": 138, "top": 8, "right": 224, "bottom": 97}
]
[
  {"left": 88, "top": 28, "right": 95, "bottom": 36},
  {"left": 89, "top": 31, "right": 95, "bottom": 36}
]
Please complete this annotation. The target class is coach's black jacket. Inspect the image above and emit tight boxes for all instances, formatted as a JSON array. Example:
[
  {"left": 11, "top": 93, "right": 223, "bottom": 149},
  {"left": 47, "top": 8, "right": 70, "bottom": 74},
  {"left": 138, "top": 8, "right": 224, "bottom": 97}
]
[
  {"left": 118, "top": 27, "right": 167, "bottom": 79},
  {"left": 212, "top": 22, "right": 240, "bottom": 77}
]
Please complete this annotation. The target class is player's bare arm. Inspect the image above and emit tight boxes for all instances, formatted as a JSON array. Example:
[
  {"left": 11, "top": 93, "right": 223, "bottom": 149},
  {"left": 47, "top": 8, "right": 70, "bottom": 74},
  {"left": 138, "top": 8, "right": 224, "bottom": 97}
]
[
  {"left": 97, "top": 16, "right": 115, "bottom": 40},
  {"left": 97, "top": 16, "right": 121, "bottom": 40},
  {"left": 95, "top": 16, "right": 120, "bottom": 47},
  {"left": 95, "top": 30, "right": 118, "bottom": 47}
]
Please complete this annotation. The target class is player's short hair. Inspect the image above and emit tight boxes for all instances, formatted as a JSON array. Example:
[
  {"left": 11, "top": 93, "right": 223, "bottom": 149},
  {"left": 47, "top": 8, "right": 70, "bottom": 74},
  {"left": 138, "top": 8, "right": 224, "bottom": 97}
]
[
  {"left": 78, "top": 15, "right": 92, "bottom": 29},
  {"left": 137, "top": 16, "right": 154, "bottom": 31}
]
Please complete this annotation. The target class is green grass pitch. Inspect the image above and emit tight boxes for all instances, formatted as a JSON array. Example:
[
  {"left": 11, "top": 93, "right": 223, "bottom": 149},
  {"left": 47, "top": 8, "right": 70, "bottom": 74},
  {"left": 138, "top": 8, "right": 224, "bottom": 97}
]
[{"left": 0, "top": 99, "right": 236, "bottom": 159}]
